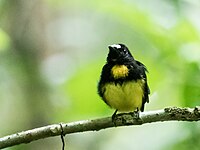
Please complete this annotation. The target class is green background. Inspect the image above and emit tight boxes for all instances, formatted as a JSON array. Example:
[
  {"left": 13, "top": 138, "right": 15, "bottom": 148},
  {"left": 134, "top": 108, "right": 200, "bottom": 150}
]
[{"left": 0, "top": 0, "right": 200, "bottom": 149}]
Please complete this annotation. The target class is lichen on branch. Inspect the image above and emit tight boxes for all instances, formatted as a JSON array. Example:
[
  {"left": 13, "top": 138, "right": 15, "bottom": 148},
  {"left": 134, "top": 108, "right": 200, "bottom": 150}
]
[{"left": 0, "top": 106, "right": 200, "bottom": 149}]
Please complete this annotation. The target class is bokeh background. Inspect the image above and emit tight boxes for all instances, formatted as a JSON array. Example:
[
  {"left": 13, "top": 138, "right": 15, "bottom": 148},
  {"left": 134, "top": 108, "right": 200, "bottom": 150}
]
[{"left": 0, "top": 0, "right": 200, "bottom": 149}]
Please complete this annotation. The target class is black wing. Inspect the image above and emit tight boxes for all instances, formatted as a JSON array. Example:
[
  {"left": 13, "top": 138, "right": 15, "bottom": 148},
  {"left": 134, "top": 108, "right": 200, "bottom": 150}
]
[
  {"left": 135, "top": 60, "right": 150, "bottom": 112},
  {"left": 97, "top": 63, "right": 111, "bottom": 98}
]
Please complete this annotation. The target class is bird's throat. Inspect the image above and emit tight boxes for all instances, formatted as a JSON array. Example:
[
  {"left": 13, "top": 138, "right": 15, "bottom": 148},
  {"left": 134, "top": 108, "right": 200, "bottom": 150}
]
[{"left": 111, "top": 65, "right": 129, "bottom": 79}]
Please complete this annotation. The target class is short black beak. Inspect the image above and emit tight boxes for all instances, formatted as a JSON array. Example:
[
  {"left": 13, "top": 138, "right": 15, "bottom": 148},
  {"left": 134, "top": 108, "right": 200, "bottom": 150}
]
[
  {"left": 108, "top": 45, "right": 119, "bottom": 60},
  {"left": 108, "top": 45, "right": 114, "bottom": 50},
  {"left": 108, "top": 45, "right": 118, "bottom": 53}
]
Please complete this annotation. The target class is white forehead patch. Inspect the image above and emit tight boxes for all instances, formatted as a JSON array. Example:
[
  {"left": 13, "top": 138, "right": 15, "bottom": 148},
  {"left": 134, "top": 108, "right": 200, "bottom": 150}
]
[{"left": 111, "top": 44, "right": 121, "bottom": 49}]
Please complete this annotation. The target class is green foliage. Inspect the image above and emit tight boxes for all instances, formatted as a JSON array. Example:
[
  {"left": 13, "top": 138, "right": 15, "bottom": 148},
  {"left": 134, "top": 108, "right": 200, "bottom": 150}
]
[
  {"left": 64, "top": 60, "right": 113, "bottom": 120},
  {"left": 182, "top": 63, "right": 200, "bottom": 107},
  {"left": 64, "top": 1, "right": 200, "bottom": 149},
  {"left": 0, "top": 0, "right": 200, "bottom": 149},
  {"left": 0, "top": 28, "right": 10, "bottom": 51}
]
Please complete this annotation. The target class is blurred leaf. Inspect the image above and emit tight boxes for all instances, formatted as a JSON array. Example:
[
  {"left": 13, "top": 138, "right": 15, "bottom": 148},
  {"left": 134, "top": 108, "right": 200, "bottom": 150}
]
[
  {"left": 63, "top": 59, "right": 113, "bottom": 120},
  {"left": 171, "top": 20, "right": 200, "bottom": 44},
  {"left": 0, "top": 28, "right": 10, "bottom": 51},
  {"left": 182, "top": 63, "right": 200, "bottom": 106}
]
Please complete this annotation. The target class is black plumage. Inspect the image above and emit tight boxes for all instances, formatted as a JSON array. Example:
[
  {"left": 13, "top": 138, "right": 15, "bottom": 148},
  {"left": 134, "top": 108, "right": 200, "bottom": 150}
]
[{"left": 98, "top": 44, "right": 150, "bottom": 113}]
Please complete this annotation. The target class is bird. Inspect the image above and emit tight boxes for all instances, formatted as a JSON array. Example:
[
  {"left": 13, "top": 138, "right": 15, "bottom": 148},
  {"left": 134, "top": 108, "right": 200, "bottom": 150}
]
[{"left": 98, "top": 44, "right": 150, "bottom": 119}]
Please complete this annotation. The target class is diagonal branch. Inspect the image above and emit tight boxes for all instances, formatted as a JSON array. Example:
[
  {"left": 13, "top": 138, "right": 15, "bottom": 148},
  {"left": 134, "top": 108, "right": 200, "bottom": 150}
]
[{"left": 0, "top": 106, "right": 200, "bottom": 149}]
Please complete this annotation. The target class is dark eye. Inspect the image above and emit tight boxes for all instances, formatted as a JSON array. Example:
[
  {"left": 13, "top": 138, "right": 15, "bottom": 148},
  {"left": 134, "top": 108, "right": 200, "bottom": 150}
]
[{"left": 123, "top": 49, "right": 128, "bottom": 54}]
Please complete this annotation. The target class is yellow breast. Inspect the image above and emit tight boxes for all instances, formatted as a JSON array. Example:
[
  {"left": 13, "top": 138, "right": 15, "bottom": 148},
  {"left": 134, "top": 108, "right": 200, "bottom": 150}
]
[
  {"left": 103, "top": 80, "right": 145, "bottom": 112},
  {"left": 111, "top": 65, "right": 129, "bottom": 79}
]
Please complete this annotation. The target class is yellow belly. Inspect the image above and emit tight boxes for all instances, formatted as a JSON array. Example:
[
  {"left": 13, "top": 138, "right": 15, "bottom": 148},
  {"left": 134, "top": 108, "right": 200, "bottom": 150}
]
[{"left": 103, "top": 80, "right": 144, "bottom": 112}]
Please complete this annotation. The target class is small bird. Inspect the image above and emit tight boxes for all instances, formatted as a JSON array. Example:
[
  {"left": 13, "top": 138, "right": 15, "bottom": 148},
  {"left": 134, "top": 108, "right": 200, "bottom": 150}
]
[{"left": 98, "top": 44, "right": 150, "bottom": 119}]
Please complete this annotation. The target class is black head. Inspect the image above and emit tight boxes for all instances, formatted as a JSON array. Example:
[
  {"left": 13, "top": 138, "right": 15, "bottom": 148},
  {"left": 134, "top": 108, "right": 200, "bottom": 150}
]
[{"left": 107, "top": 44, "right": 134, "bottom": 64}]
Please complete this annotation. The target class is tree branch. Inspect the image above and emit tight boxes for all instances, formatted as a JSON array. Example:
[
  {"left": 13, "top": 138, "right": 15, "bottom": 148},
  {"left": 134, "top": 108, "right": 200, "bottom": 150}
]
[{"left": 1, "top": 106, "right": 200, "bottom": 149}]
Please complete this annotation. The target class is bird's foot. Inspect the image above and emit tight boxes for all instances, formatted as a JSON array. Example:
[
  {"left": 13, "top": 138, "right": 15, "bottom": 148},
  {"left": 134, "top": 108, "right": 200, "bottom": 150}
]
[
  {"left": 132, "top": 108, "right": 140, "bottom": 119},
  {"left": 112, "top": 109, "right": 118, "bottom": 126}
]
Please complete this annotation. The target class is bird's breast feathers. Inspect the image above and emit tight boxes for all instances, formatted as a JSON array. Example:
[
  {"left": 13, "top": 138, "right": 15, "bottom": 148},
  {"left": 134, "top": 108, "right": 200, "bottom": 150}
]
[
  {"left": 103, "top": 80, "right": 145, "bottom": 112},
  {"left": 111, "top": 65, "right": 129, "bottom": 79}
]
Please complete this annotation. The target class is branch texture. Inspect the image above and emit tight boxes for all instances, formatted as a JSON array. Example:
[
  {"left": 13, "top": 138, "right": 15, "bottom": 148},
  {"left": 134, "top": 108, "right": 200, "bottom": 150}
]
[{"left": 1, "top": 106, "right": 200, "bottom": 149}]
